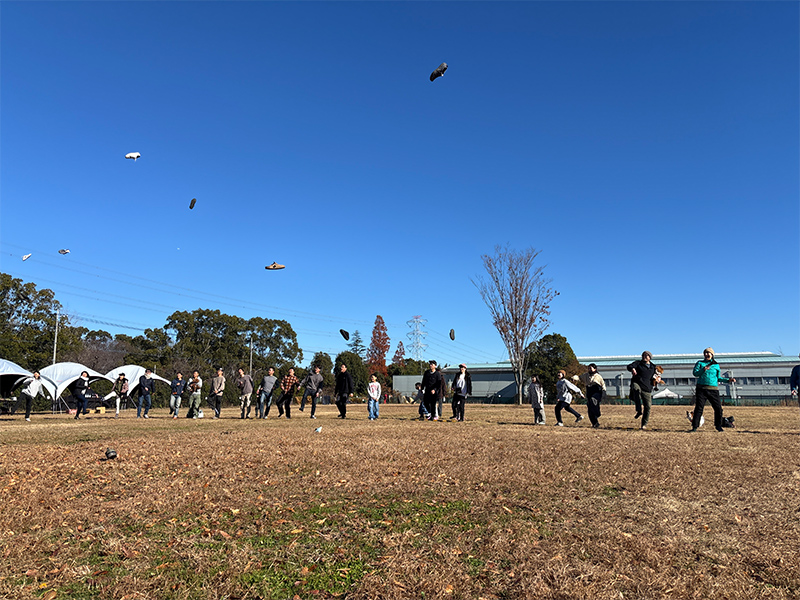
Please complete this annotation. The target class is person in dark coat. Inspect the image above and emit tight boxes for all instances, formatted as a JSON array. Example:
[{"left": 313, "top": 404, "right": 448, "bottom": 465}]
[
  {"left": 450, "top": 364, "right": 472, "bottom": 422},
  {"left": 73, "top": 371, "right": 91, "bottom": 420},
  {"left": 790, "top": 354, "right": 800, "bottom": 409},
  {"left": 420, "top": 360, "right": 443, "bottom": 421},
  {"left": 138, "top": 369, "right": 156, "bottom": 419},
  {"left": 627, "top": 351, "right": 656, "bottom": 429},
  {"left": 334, "top": 364, "right": 354, "bottom": 418}
]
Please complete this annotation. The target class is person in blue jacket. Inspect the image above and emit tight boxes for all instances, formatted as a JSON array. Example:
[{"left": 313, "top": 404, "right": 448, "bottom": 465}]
[{"left": 690, "top": 347, "right": 734, "bottom": 432}]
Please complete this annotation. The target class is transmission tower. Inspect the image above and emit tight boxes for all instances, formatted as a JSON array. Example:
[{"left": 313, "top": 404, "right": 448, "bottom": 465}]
[{"left": 406, "top": 315, "right": 428, "bottom": 361}]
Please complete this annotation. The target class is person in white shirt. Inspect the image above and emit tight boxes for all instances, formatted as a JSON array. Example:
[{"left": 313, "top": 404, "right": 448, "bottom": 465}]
[
  {"left": 21, "top": 371, "right": 44, "bottom": 422},
  {"left": 367, "top": 374, "right": 381, "bottom": 421}
]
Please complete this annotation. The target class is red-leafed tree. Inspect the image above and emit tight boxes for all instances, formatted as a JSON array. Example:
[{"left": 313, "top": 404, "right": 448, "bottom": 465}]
[
  {"left": 391, "top": 341, "right": 406, "bottom": 367},
  {"left": 366, "top": 315, "right": 391, "bottom": 377}
]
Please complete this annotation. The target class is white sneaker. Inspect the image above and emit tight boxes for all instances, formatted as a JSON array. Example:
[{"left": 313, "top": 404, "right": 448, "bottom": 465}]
[
  {"left": 25, "top": 418, "right": 31, "bottom": 422},
  {"left": 556, "top": 422, "right": 564, "bottom": 427}
]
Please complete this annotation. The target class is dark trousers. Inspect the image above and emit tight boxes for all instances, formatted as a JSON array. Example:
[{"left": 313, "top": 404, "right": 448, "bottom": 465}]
[
  {"left": 300, "top": 390, "right": 318, "bottom": 416},
  {"left": 555, "top": 401, "right": 581, "bottom": 423},
  {"left": 423, "top": 392, "right": 437, "bottom": 419},
  {"left": 210, "top": 393, "right": 222, "bottom": 418},
  {"left": 280, "top": 393, "right": 293, "bottom": 418},
  {"left": 587, "top": 388, "right": 602, "bottom": 426},
  {"left": 693, "top": 386, "right": 723, "bottom": 430},
  {"left": 452, "top": 395, "right": 466, "bottom": 421},
  {"left": 74, "top": 393, "right": 87, "bottom": 419},
  {"left": 335, "top": 394, "right": 348, "bottom": 417},
  {"left": 630, "top": 382, "right": 652, "bottom": 426},
  {"left": 23, "top": 393, "right": 34, "bottom": 419}
]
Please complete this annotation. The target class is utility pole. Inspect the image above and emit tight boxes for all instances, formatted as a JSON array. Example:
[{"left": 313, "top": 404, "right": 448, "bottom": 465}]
[
  {"left": 52, "top": 309, "right": 60, "bottom": 365},
  {"left": 249, "top": 333, "right": 253, "bottom": 376}
]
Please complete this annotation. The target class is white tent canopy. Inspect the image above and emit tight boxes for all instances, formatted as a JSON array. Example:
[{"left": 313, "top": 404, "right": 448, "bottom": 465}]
[
  {"left": 39, "top": 362, "right": 113, "bottom": 399},
  {"left": 0, "top": 358, "right": 56, "bottom": 398},
  {"left": 652, "top": 387, "right": 680, "bottom": 399},
  {"left": 106, "top": 365, "right": 170, "bottom": 396}
]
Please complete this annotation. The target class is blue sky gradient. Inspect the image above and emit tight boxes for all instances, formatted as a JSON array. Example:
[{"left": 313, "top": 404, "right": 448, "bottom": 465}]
[{"left": 2, "top": 1, "right": 798, "bottom": 366}]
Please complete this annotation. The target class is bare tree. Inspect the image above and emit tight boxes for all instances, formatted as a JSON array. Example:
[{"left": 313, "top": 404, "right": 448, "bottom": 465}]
[{"left": 472, "top": 245, "right": 558, "bottom": 405}]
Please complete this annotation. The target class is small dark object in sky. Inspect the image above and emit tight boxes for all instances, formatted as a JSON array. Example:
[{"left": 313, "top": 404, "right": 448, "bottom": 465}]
[
  {"left": 449, "top": 329, "right": 455, "bottom": 341},
  {"left": 189, "top": 198, "right": 196, "bottom": 210},
  {"left": 58, "top": 249, "right": 70, "bottom": 255},
  {"left": 430, "top": 62, "right": 448, "bottom": 82},
  {"left": 105, "top": 448, "right": 117, "bottom": 460},
  {"left": 340, "top": 329, "right": 350, "bottom": 341},
  {"left": 265, "top": 262, "right": 285, "bottom": 270}
]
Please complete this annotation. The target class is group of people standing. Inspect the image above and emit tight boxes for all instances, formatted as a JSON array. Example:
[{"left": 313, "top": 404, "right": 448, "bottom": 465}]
[
  {"left": 528, "top": 348, "right": 736, "bottom": 432},
  {"left": 416, "top": 360, "right": 473, "bottom": 422}
]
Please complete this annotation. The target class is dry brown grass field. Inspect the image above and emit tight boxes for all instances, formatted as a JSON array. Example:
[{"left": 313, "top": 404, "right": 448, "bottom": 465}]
[{"left": 0, "top": 403, "right": 798, "bottom": 600}]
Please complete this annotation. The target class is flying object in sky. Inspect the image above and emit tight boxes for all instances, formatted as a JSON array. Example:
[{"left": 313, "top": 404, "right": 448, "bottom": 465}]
[
  {"left": 339, "top": 329, "right": 350, "bottom": 341},
  {"left": 125, "top": 152, "right": 141, "bottom": 161},
  {"left": 21, "top": 253, "right": 31, "bottom": 261},
  {"left": 58, "top": 249, "right": 70, "bottom": 255},
  {"left": 430, "top": 62, "right": 448, "bottom": 82},
  {"left": 189, "top": 198, "right": 196, "bottom": 210},
  {"left": 449, "top": 329, "right": 455, "bottom": 341},
  {"left": 265, "top": 262, "right": 285, "bottom": 270}
]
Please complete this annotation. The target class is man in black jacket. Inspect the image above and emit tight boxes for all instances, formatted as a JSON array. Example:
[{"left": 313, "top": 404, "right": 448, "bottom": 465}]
[
  {"left": 420, "top": 360, "right": 443, "bottom": 421},
  {"left": 334, "top": 364, "right": 354, "bottom": 419},
  {"left": 627, "top": 351, "right": 656, "bottom": 429},
  {"left": 138, "top": 369, "right": 156, "bottom": 419}
]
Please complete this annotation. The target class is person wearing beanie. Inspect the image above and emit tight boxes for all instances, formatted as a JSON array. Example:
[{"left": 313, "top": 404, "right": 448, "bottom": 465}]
[{"left": 690, "top": 348, "right": 734, "bottom": 432}]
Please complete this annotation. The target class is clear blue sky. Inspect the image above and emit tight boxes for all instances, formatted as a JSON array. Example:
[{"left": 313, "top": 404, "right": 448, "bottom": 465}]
[{"left": 2, "top": 1, "right": 798, "bottom": 367}]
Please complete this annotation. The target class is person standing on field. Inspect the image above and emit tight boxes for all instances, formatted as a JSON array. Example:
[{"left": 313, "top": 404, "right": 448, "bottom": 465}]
[
  {"left": 299, "top": 365, "right": 324, "bottom": 419},
  {"left": 73, "top": 371, "right": 91, "bottom": 420},
  {"left": 690, "top": 347, "right": 735, "bottom": 433},
  {"left": 210, "top": 368, "right": 226, "bottom": 419},
  {"left": 256, "top": 367, "right": 278, "bottom": 419},
  {"left": 555, "top": 370, "right": 584, "bottom": 426},
  {"left": 627, "top": 351, "right": 656, "bottom": 429},
  {"left": 580, "top": 363, "right": 605, "bottom": 428},
  {"left": 20, "top": 371, "right": 44, "bottom": 422},
  {"left": 420, "top": 360, "right": 442, "bottom": 421},
  {"left": 529, "top": 375, "right": 546, "bottom": 425},
  {"left": 111, "top": 372, "right": 129, "bottom": 418},
  {"left": 278, "top": 368, "right": 299, "bottom": 419},
  {"left": 334, "top": 364, "right": 354, "bottom": 419},
  {"left": 186, "top": 371, "right": 203, "bottom": 418},
  {"left": 450, "top": 364, "right": 472, "bottom": 422},
  {"left": 137, "top": 369, "right": 155, "bottom": 419},
  {"left": 367, "top": 373, "right": 381, "bottom": 420},
  {"left": 790, "top": 354, "right": 800, "bottom": 412},
  {"left": 236, "top": 367, "right": 254, "bottom": 419},
  {"left": 170, "top": 372, "right": 186, "bottom": 419}
]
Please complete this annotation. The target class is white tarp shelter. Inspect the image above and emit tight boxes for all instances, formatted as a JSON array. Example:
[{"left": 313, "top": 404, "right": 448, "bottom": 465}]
[
  {"left": 0, "top": 358, "right": 55, "bottom": 399},
  {"left": 39, "top": 362, "right": 114, "bottom": 400},
  {"left": 652, "top": 387, "right": 680, "bottom": 399},
  {"left": 105, "top": 365, "right": 170, "bottom": 396}
]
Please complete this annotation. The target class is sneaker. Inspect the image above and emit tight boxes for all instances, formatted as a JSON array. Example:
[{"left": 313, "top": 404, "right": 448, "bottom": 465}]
[
  {"left": 25, "top": 418, "right": 31, "bottom": 422},
  {"left": 556, "top": 422, "right": 564, "bottom": 427},
  {"left": 689, "top": 428, "right": 697, "bottom": 433},
  {"left": 310, "top": 415, "right": 316, "bottom": 419},
  {"left": 592, "top": 423, "right": 600, "bottom": 429},
  {"left": 575, "top": 415, "right": 584, "bottom": 423},
  {"left": 173, "top": 415, "right": 178, "bottom": 420},
  {"left": 144, "top": 414, "right": 149, "bottom": 419},
  {"left": 115, "top": 413, "right": 119, "bottom": 419},
  {"left": 640, "top": 425, "right": 648, "bottom": 430},
  {"left": 299, "top": 407, "right": 304, "bottom": 412},
  {"left": 634, "top": 412, "right": 642, "bottom": 419},
  {"left": 715, "top": 427, "right": 724, "bottom": 433}
]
